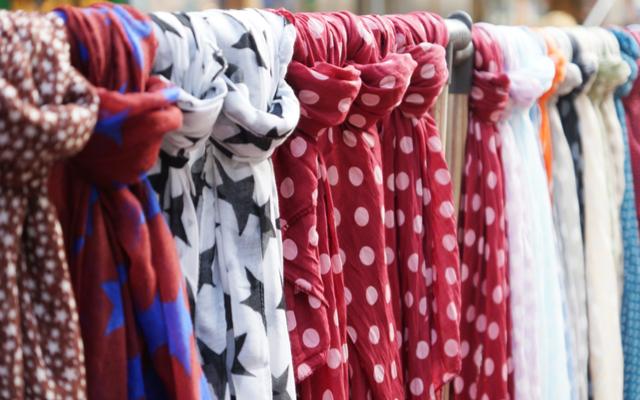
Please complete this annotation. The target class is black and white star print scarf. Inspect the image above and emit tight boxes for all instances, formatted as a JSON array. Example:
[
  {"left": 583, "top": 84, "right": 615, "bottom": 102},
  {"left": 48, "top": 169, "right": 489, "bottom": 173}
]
[
  {"left": 150, "top": 9, "right": 299, "bottom": 399},
  {"left": 149, "top": 11, "right": 227, "bottom": 315}
]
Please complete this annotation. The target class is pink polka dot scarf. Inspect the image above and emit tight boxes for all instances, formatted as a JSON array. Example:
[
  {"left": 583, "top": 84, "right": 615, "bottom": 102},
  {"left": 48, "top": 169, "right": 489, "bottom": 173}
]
[
  {"left": 50, "top": 4, "right": 209, "bottom": 399},
  {"left": 377, "top": 13, "right": 462, "bottom": 399},
  {"left": 453, "top": 24, "right": 512, "bottom": 400},
  {"left": 0, "top": 10, "right": 98, "bottom": 398},
  {"left": 273, "top": 15, "right": 360, "bottom": 400}
]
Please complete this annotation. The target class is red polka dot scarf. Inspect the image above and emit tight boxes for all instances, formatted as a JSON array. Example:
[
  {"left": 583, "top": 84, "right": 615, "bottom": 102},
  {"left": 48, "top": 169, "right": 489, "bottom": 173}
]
[
  {"left": 453, "top": 24, "right": 512, "bottom": 400},
  {"left": 0, "top": 11, "right": 98, "bottom": 398},
  {"left": 377, "top": 13, "right": 463, "bottom": 399},
  {"left": 49, "top": 5, "right": 208, "bottom": 399},
  {"left": 273, "top": 11, "right": 359, "bottom": 400}
]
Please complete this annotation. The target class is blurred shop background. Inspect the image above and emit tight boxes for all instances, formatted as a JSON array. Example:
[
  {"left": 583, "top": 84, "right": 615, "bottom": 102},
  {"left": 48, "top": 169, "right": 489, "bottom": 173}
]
[{"left": 1, "top": 0, "right": 639, "bottom": 29}]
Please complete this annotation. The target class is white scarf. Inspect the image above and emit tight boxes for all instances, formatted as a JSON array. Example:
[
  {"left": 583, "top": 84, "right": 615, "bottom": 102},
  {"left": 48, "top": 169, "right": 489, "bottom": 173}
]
[{"left": 149, "top": 9, "right": 298, "bottom": 399}]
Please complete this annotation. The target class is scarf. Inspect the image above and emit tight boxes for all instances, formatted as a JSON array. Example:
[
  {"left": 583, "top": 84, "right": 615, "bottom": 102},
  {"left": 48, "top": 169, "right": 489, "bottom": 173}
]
[
  {"left": 623, "top": 28, "right": 640, "bottom": 228},
  {"left": 453, "top": 23, "right": 512, "bottom": 400},
  {"left": 185, "top": 9, "right": 298, "bottom": 399},
  {"left": 147, "top": 11, "right": 234, "bottom": 399},
  {"left": 589, "top": 29, "right": 629, "bottom": 305},
  {"left": 364, "top": 13, "right": 462, "bottom": 399},
  {"left": 613, "top": 27, "right": 640, "bottom": 400},
  {"left": 493, "top": 25, "right": 572, "bottom": 400},
  {"left": 570, "top": 27, "right": 624, "bottom": 400},
  {"left": 539, "top": 32, "right": 567, "bottom": 192},
  {"left": 0, "top": 11, "right": 98, "bottom": 398},
  {"left": 545, "top": 27, "right": 589, "bottom": 400},
  {"left": 49, "top": 5, "right": 207, "bottom": 399},
  {"left": 316, "top": 12, "right": 413, "bottom": 399},
  {"left": 272, "top": 11, "right": 357, "bottom": 400}
]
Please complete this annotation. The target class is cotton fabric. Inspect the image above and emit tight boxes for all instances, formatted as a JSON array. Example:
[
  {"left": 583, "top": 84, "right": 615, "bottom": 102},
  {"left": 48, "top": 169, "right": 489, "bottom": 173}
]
[
  {"left": 545, "top": 27, "right": 589, "bottom": 400},
  {"left": 570, "top": 27, "right": 624, "bottom": 400},
  {"left": 611, "top": 27, "right": 640, "bottom": 400},
  {"left": 50, "top": 5, "right": 208, "bottom": 399},
  {"left": 492, "top": 25, "right": 572, "bottom": 400},
  {"left": 0, "top": 10, "right": 98, "bottom": 398},
  {"left": 624, "top": 28, "right": 640, "bottom": 227},
  {"left": 454, "top": 24, "right": 512, "bottom": 400},
  {"left": 183, "top": 8, "right": 298, "bottom": 399},
  {"left": 272, "top": 11, "right": 356, "bottom": 400},
  {"left": 371, "top": 13, "right": 463, "bottom": 398}
]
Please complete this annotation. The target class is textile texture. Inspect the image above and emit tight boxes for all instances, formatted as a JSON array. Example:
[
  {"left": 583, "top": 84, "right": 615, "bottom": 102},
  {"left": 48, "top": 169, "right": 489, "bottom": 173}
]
[
  {"left": 50, "top": 4, "right": 208, "bottom": 399},
  {"left": 0, "top": 10, "right": 98, "bottom": 399}
]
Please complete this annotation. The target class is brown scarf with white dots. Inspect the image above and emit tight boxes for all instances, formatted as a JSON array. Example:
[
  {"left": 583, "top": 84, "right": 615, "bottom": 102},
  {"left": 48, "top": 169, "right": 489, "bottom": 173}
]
[{"left": 0, "top": 11, "right": 98, "bottom": 399}]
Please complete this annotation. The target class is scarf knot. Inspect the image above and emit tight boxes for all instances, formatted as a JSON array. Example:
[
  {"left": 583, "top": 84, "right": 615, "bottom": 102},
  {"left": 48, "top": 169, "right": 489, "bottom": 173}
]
[
  {"left": 592, "top": 51, "right": 630, "bottom": 98},
  {"left": 397, "top": 42, "right": 448, "bottom": 118},
  {"left": 287, "top": 61, "right": 361, "bottom": 138},
  {"left": 612, "top": 29, "right": 640, "bottom": 98},
  {"left": 344, "top": 53, "right": 416, "bottom": 130}
]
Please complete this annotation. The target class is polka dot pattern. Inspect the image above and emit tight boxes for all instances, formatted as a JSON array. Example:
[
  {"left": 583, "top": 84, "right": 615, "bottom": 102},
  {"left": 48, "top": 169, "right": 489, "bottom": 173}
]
[
  {"left": 0, "top": 11, "right": 99, "bottom": 398},
  {"left": 377, "top": 13, "right": 462, "bottom": 400},
  {"left": 455, "top": 25, "right": 512, "bottom": 400},
  {"left": 273, "top": 35, "right": 359, "bottom": 399}
]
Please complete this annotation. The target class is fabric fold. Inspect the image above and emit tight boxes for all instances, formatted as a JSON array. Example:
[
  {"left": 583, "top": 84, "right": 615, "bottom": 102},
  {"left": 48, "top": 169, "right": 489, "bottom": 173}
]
[
  {"left": 0, "top": 10, "right": 99, "bottom": 399},
  {"left": 50, "top": 4, "right": 208, "bottom": 399}
]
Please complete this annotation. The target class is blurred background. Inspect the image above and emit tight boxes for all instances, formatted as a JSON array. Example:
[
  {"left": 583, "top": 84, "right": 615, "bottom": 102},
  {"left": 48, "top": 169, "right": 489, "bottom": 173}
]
[{"left": 2, "top": 0, "right": 639, "bottom": 28}]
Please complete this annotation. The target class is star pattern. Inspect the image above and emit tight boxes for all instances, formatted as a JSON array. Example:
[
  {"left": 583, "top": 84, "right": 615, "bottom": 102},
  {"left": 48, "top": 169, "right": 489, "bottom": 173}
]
[
  {"left": 150, "top": 13, "right": 182, "bottom": 37},
  {"left": 136, "top": 289, "right": 194, "bottom": 375},
  {"left": 173, "top": 12, "right": 199, "bottom": 49},
  {"left": 101, "top": 281, "right": 125, "bottom": 336},
  {"left": 224, "top": 293, "right": 234, "bottom": 331},
  {"left": 166, "top": 194, "right": 190, "bottom": 246},
  {"left": 256, "top": 199, "right": 276, "bottom": 255},
  {"left": 240, "top": 267, "right": 267, "bottom": 329},
  {"left": 110, "top": 4, "right": 153, "bottom": 69},
  {"left": 231, "top": 32, "right": 266, "bottom": 68},
  {"left": 215, "top": 160, "right": 259, "bottom": 235},
  {"left": 198, "top": 245, "right": 216, "bottom": 291},
  {"left": 272, "top": 367, "right": 292, "bottom": 400},
  {"left": 223, "top": 126, "right": 280, "bottom": 151},
  {"left": 231, "top": 333, "right": 254, "bottom": 377},
  {"left": 198, "top": 339, "right": 228, "bottom": 399},
  {"left": 94, "top": 108, "right": 130, "bottom": 146},
  {"left": 225, "top": 63, "right": 244, "bottom": 83}
]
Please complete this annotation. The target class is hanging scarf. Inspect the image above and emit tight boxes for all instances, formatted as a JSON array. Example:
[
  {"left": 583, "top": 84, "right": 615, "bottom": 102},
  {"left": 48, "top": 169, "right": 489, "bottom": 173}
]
[
  {"left": 623, "top": 28, "right": 640, "bottom": 228},
  {"left": 0, "top": 11, "right": 98, "bottom": 398},
  {"left": 611, "top": 27, "right": 640, "bottom": 400},
  {"left": 272, "top": 11, "right": 357, "bottom": 400},
  {"left": 589, "top": 28, "right": 629, "bottom": 305},
  {"left": 569, "top": 27, "right": 624, "bottom": 400},
  {"left": 557, "top": 36, "right": 595, "bottom": 240},
  {"left": 185, "top": 9, "right": 298, "bottom": 399},
  {"left": 545, "top": 27, "right": 589, "bottom": 400},
  {"left": 499, "top": 25, "right": 571, "bottom": 400},
  {"left": 364, "top": 12, "right": 462, "bottom": 399},
  {"left": 314, "top": 12, "right": 412, "bottom": 400},
  {"left": 49, "top": 5, "right": 208, "bottom": 399},
  {"left": 453, "top": 24, "right": 512, "bottom": 400},
  {"left": 539, "top": 33, "right": 567, "bottom": 192},
  {"left": 146, "top": 11, "right": 234, "bottom": 398}
]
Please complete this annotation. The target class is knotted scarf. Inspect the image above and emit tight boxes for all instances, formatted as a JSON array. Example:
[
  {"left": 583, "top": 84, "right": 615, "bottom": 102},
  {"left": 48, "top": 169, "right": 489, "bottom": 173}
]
[
  {"left": 570, "top": 27, "right": 624, "bottom": 400},
  {"left": 146, "top": 11, "right": 234, "bottom": 399},
  {"left": 492, "top": 25, "right": 572, "bottom": 400},
  {"left": 589, "top": 29, "right": 629, "bottom": 305},
  {"left": 272, "top": 11, "right": 358, "bottom": 400},
  {"left": 49, "top": 4, "right": 207, "bottom": 399},
  {"left": 188, "top": 8, "right": 298, "bottom": 399},
  {"left": 623, "top": 28, "right": 640, "bottom": 227},
  {"left": 545, "top": 27, "right": 589, "bottom": 400},
  {"left": 611, "top": 27, "right": 640, "bottom": 400},
  {"left": 0, "top": 11, "right": 98, "bottom": 398},
  {"left": 364, "top": 12, "right": 462, "bottom": 399},
  {"left": 315, "top": 12, "right": 413, "bottom": 399},
  {"left": 453, "top": 23, "right": 512, "bottom": 400},
  {"left": 539, "top": 32, "right": 567, "bottom": 192}
]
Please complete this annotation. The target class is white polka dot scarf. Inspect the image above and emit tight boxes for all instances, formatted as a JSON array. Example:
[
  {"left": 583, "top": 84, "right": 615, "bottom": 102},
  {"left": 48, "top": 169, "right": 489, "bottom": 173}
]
[
  {"left": 178, "top": 8, "right": 298, "bottom": 399},
  {"left": 0, "top": 11, "right": 98, "bottom": 399}
]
